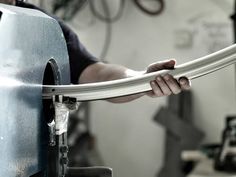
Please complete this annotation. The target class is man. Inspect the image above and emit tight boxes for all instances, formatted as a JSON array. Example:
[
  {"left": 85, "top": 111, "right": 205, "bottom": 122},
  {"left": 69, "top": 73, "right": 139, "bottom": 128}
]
[{"left": 0, "top": 0, "right": 191, "bottom": 103}]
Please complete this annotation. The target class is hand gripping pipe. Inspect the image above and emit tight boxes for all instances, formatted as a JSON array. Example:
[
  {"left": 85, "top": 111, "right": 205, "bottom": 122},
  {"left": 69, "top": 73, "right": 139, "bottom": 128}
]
[{"left": 42, "top": 44, "right": 236, "bottom": 101}]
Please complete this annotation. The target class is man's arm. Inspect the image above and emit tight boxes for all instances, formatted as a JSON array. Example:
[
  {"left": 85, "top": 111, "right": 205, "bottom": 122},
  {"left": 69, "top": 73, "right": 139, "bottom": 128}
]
[{"left": 79, "top": 59, "right": 190, "bottom": 103}]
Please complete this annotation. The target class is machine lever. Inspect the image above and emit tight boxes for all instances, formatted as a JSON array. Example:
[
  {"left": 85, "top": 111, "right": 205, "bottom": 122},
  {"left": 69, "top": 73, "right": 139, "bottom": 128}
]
[{"left": 43, "top": 44, "right": 236, "bottom": 101}]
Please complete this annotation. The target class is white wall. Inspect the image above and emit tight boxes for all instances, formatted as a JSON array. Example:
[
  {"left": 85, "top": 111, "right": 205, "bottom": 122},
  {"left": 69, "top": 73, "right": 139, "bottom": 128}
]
[
  {"left": 29, "top": 0, "right": 236, "bottom": 176},
  {"left": 68, "top": 1, "right": 236, "bottom": 177}
]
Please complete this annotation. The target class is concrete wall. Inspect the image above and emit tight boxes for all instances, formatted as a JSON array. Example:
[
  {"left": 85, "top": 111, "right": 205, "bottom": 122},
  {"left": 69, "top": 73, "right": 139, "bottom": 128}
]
[{"left": 30, "top": 0, "right": 236, "bottom": 177}]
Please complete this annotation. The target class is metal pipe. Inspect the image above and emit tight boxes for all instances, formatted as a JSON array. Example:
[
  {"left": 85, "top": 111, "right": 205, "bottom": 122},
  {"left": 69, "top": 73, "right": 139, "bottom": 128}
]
[{"left": 42, "top": 44, "right": 236, "bottom": 101}]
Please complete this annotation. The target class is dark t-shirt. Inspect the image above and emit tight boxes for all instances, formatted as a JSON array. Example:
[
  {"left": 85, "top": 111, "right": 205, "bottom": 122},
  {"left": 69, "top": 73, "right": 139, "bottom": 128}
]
[{"left": 16, "top": 1, "right": 98, "bottom": 84}]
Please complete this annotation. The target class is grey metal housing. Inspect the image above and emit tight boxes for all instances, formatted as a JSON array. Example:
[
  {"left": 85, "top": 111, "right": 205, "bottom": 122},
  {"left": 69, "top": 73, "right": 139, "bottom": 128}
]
[{"left": 0, "top": 4, "right": 70, "bottom": 177}]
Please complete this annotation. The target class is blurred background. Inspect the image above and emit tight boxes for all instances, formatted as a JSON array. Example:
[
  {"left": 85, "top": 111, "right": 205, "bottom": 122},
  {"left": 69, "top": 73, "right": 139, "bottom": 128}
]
[{"left": 27, "top": 0, "right": 236, "bottom": 176}]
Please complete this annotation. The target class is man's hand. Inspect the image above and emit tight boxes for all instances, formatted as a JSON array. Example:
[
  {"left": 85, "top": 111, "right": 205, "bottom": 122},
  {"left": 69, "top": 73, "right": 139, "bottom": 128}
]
[
  {"left": 79, "top": 59, "right": 191, "bottom": 103},
  {"left": 146, "top": 59, "right": 191, "bottom": 97}
]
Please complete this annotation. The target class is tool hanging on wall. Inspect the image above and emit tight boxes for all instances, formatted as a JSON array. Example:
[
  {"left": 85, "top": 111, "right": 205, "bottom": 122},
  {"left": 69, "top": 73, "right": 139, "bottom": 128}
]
[
  {"left": 133, "top": 0, "right": 165, "bottom": 16},
  {"left": 49, "top": 0, "right": 164, "bottom": 60},
  {"left": 89, "top": 0, "right": 125, "bottom": 23},
  {"left": 52, "top": 0, "right": 88, "bottom": 21}
]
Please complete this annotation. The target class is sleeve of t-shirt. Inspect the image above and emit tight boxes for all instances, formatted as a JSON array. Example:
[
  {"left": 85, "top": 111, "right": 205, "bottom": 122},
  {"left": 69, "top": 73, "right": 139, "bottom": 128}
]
[{"left": 58, "top": 20, "right": 98, "bottom": 84}]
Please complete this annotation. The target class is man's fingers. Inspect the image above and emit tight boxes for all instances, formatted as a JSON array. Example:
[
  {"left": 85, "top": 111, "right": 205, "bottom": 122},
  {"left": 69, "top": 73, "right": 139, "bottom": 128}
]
[
  {"left": 163, "top": 74, "right": 181, "bottom": 94},
  {"left": 146, "top": 59, "right": 191, "bottom": 98},
  {"left": 148, "top": 81, "right": 163, "bottom": 97},
  {"left": 147, "top": 59, "right": 176, "bottom": 73},
  {"left": 147, "top": 75, "right": 191, "bottom": 98},
  {"left": 179, "top": 77, "right": 191, "bottom": 90},
  {"left": 155, "top": 76, "right": 172, "bottom": 96},
  {"left": 164, "top": 59, "right": 176, "bottom": 68}
]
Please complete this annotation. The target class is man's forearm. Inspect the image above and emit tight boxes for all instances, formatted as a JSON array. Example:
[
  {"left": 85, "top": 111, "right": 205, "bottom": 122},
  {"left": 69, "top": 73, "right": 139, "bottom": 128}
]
[
  {"left": 79, "top": 62, "right": 145, "bottom": 103},
  {"left": 79, "top": 62, "right": 143, "bottom": 83}
]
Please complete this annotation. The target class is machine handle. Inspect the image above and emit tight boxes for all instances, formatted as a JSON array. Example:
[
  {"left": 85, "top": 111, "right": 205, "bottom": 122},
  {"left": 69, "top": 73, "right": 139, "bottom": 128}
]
[{"left": 42, "top": 44, "right": 236, "bottom": 101}]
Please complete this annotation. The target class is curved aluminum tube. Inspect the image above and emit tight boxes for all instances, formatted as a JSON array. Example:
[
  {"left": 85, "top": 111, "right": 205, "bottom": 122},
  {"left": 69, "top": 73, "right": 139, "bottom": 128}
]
[{"left": 43, "top": 44, "right": 236, "bottom": 101}]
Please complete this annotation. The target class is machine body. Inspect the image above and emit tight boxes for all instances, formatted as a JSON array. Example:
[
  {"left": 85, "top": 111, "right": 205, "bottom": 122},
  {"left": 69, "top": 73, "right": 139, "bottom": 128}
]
[{"left": 0, "top": 4, "right": 70, "bottom": 177}]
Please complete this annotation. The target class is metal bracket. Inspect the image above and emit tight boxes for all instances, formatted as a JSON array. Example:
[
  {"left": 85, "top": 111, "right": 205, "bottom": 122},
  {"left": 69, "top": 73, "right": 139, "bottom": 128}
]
[{"left": 47, "top": 95, "right": 77, "bottom": 177}]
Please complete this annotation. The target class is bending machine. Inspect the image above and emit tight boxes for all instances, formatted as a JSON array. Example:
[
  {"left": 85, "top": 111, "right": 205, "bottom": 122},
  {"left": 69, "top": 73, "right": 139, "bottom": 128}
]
[{"left": 2, "top": 3, "right": 236, "bottom": 177}]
